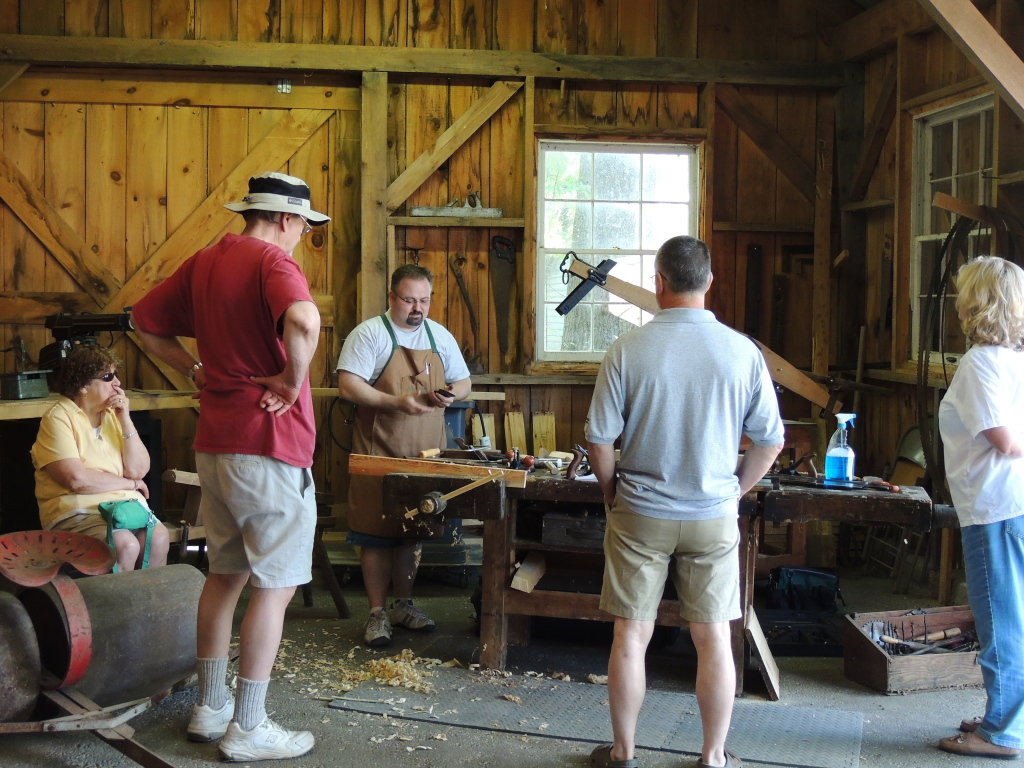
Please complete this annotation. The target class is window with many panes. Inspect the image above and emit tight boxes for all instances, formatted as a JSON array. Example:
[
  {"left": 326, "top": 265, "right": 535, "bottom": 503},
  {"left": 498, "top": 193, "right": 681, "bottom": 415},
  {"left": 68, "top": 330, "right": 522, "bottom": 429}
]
[
  {"left": 536, "top": 140, "right": 699, "bottom": 363},
  {"left": 910, "top": 95, "right": 994, "bottom": 363}
]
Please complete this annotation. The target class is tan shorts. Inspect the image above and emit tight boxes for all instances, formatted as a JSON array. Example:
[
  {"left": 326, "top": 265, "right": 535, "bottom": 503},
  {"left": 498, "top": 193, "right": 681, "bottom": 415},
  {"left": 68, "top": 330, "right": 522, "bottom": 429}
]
[
  {"left": 196, "top": 452, "right": 316, "bottom": 589},
  {"left": 49, "top": 511, "right": 109, "bottom": 540},
  {"left": 49, "top": 505, "right": 158, "bottom": 541},
  {"left": 600, "top": 501, "right": 740, "bottom": 623}
]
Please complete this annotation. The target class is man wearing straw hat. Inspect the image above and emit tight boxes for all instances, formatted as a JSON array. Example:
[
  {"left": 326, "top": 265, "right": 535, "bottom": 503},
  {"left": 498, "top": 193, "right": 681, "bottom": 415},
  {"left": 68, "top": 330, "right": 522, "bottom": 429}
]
[{"left": 134, "top": 171, "right": 328, "bottom": 762}]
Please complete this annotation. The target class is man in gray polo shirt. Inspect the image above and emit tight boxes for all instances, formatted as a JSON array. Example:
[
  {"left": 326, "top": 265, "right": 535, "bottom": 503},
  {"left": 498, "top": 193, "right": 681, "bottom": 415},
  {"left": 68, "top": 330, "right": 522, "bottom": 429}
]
[{"left": 586, "top": 235, "right": 784, "bottom": 768}]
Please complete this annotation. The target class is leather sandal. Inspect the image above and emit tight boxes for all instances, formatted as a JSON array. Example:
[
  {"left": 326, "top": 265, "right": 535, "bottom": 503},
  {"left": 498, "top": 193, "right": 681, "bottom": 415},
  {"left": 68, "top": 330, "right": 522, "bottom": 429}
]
[
  {"left": 697, "top": 748, "right": 743, "bottom": 767},
  {"left": 961, "top": 716, "right": 983, "bottom": 733},
  {"left": 590, "top": 743, "right": 639, "bottom": 768},
  {"left": 939, "top": 731, "right": 1022, "bottom": 760}
]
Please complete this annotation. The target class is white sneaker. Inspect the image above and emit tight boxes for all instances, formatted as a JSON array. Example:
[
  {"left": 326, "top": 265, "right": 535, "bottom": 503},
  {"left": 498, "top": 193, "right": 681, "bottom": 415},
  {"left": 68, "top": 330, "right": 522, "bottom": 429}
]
[
  {"left": 364, "top": 609, "right": 392, "bottom": 647},
  {"left": 218, "top": 717, "right": 315, "bottom": 762},
  {"left": 388, "top": 598, "right": 436, "bottom": 631},
  {"left": 187, "top": 697, "right": 233, "bottom": 742}
]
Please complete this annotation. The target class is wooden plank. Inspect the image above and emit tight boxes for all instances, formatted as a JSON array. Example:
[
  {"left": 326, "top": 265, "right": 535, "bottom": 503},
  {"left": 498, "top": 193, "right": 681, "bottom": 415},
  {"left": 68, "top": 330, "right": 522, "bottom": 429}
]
[
  {"left": 517, "top": 77, "right": 536, "bottom": 372},
  {"left": 347, "top": 453, "right": 528, "bottom": 488},
  {"left": 20, "top": 0, "right": 64, "bottom": 35},
  {"left": 918, "top": 0, "right": 1024, "bottom": 126},
  {"left": 0, "top": 150, "right": 120, "bottom": 305},
  {"left": 101, "top": 108, "right": 333, "bottom": 315},
  {"left": 387, "top": 216, "right": 525, "bottom": 228},
  {"left": 360, "top": 72, "right": 389, "bottom": 322},
  {"left": 576, "top": 0, "right": 618, "bottom": 127},
  {"left": 716, "top": 84, "right": 816, "bottom": 206},
  {"left": 0, "top": 290, "right": 93, "bottom": 322},
  {"left": 504, "top": 411, "right": 527, "bottom": 452},
  {"left": 2, "top": 73, "right": 359, "bottom": 111},
  {"left": 746, "top": 604, "right": 781, "bottom": 701},
  {"left": 42, "top": 102, "right": 86, "bottom": 297},
  {"left": 932, "top": 190, "right": 996, "bottom": 225},
  {"left": 842, "top": 198, "right": 894, "bottom": 212},
  {"left": 849, "top": 67, "right": 898, "bottom": 203},
  {"left": 472, "top": 412, "right": 496, "bottom": 445},
  {"left": 195, "top": 0, "right": 237, "bottom": 41},
  {"left": 531, "top": 411, "right": 556, "bottom": 457},
  {"left": 237, "top": 0, "right": 279, "bottom": 42},
  {"left": 618, "top": 0, "right": 656, "bottom": 128},
  {"left": 510, "top": 551, "right": 546, "bottom": 593},
  {"left": 387, "top": 80, "right": 522, "bottom": 213},
  {"left": 0, "top": 36, "right": 848, "bottom": 87},
  {"left": 85, "top": 104, "right": 128, "bottom": 287}
]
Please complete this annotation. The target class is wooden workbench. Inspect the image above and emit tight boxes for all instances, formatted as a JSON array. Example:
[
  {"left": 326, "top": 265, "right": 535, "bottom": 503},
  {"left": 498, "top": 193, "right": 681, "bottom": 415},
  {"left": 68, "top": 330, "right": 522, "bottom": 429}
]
[{"left": 380, "top": 469, "right": 934, "bottom": 697}]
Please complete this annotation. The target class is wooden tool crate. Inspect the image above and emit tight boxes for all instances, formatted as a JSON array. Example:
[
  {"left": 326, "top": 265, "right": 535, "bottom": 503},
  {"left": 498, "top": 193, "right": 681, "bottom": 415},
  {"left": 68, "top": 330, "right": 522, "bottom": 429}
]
[{"left": 844, "top": 605, "right": 982, "bottom": 694}]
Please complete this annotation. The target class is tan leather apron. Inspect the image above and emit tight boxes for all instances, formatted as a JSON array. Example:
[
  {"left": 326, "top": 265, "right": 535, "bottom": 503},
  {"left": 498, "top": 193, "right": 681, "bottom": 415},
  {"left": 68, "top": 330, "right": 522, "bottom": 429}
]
[{"left": 347, "top": 314, "right": 447, "bottom": 539}]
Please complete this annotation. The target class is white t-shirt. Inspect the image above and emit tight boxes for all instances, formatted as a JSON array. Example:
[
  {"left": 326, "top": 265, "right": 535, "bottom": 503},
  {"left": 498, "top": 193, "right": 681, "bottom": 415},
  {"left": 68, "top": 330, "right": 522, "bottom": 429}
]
[
  {"left": 939, "top": 343, "right": 1024, "bottom": 527},
  {"left": 335, "top": 311, "right": 471, "bottom": 384}
]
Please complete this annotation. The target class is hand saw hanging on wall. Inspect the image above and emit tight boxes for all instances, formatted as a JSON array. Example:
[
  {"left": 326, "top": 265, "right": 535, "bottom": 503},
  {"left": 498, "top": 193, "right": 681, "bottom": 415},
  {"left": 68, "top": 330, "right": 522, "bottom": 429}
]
[{"left": 558, "top": 255, "right": 839, "bottom": 415}]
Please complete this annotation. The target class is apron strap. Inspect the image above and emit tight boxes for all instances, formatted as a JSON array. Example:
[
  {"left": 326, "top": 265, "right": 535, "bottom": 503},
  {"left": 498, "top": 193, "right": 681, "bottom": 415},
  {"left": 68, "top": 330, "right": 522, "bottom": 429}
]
[{"left": 370, "top": 314, "right": 399, "bottom": 387}]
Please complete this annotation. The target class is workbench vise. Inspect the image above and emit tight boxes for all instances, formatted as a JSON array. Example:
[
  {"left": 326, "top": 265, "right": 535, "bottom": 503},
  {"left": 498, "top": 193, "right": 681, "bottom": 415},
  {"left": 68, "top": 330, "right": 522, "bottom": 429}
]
[{"left": 38, "top": 311, "right": 134, "bottom": 374}]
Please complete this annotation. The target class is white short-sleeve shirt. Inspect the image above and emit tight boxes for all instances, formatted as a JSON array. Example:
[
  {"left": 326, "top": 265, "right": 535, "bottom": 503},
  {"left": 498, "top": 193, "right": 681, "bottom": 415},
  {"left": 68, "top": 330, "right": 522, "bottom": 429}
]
[
  {"left": 939, "top": 343, "right": 1024, "bottom": 527},
  {"left": 335, "top": 311, "right": 470, "bottom": 384}
]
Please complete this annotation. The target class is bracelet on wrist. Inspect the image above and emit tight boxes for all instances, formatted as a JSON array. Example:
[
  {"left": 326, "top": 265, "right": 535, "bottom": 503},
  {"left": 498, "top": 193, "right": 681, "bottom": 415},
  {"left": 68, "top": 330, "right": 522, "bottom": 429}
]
[
  {"left": 188, "top": 361, "right": 203, "bottom": 380},
  {"left": 123, "top": 429, "right": 138, "bottom": 440}
]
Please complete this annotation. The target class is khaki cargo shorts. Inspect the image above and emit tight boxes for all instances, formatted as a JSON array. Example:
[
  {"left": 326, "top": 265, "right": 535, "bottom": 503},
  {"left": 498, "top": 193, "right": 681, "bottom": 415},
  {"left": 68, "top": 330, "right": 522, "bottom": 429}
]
[
  {"left": 600, "top": 500, "right": 740, "bottom": 623},
  {"left": 196, "top": 452, "right": 316, "bottom": 589}
]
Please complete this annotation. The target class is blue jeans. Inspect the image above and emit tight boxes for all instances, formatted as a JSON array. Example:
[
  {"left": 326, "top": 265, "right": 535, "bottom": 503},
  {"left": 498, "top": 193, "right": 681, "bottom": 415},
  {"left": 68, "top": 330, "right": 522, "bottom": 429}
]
[{"left": 962, "top": 515, "right": 1024, "bottom": 749}]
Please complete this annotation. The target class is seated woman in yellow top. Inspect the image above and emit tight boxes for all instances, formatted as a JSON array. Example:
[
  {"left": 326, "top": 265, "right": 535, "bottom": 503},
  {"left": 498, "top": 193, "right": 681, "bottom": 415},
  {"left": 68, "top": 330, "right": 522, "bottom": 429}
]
[{"left": 31, "top": 346, "right": 169, "bottom": 572}]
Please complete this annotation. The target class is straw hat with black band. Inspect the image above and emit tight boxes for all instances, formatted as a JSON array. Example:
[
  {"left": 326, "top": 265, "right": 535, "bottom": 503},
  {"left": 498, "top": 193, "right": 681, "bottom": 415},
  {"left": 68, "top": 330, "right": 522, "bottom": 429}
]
[{"left": 224, "top": 171, "right": 331, "bottom": 225}]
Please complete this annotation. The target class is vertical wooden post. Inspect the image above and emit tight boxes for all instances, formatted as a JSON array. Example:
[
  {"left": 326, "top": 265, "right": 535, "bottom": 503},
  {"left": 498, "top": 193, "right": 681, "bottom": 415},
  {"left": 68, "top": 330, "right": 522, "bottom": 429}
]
[
  {"left": 360, "top": 71, "right": 389, "bottom": 322},
  {"left": 808, "top": 91, "right": 837, "bottom": 567},
  {"left": 521, "top": 77, "right": 537, "bottom": 372},
  {"left": 698, "top": 82, "right": 716, "bottom": 244}
]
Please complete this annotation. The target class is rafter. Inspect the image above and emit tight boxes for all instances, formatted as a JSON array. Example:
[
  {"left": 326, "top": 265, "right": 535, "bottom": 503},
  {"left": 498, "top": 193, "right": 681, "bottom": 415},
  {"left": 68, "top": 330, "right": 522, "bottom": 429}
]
[{"left": 918, "top": 0, "right": 1024, "bottom": 126}]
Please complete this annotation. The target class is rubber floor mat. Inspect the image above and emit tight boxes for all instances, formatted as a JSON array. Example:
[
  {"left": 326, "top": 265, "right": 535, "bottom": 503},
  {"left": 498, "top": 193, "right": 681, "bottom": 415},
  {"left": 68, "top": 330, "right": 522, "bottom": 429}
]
[{"left": 328, "top": 668, "right": 861, "bottom": 768}]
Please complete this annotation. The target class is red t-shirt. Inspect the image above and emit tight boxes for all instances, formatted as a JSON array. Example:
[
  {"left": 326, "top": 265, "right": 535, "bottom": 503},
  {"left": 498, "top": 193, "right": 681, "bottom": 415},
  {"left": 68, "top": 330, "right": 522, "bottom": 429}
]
[{"left": 133, "top": 233, "right": 316, "bottom": 467}]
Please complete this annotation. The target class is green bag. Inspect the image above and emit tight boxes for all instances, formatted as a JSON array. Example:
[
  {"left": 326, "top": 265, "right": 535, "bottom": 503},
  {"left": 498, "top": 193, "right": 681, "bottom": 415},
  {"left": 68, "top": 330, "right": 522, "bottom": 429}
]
[{"left": 98, "top": 498, "right": 155, "bottom": 572}]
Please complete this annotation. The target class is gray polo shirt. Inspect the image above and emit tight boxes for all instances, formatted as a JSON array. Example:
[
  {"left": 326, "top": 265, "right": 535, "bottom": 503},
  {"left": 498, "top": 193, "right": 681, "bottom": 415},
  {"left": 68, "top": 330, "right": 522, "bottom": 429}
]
[{"left": 585, "top": 307, "right": 784, "bottom": 520}]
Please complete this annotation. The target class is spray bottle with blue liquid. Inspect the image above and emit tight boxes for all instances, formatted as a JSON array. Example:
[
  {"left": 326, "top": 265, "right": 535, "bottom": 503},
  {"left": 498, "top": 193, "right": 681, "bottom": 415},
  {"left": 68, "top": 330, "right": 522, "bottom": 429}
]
[{"left": 825, "top": 413, "right": 856, "bottom": 481}]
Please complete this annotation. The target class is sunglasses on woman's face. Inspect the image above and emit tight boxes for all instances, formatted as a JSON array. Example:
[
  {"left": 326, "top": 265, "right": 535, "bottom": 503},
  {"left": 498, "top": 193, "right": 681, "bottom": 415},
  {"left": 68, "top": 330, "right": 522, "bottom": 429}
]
[{"left": 97, "top": 372, "right": 117, "bottom": 382}]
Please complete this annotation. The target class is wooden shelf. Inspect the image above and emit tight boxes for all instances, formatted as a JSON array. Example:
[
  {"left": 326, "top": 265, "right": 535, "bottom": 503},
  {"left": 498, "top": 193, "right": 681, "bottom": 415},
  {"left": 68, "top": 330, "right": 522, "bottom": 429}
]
[
  {"left": 712, "top": 221, "right": 813, "bottom": 233},
  {"left": 387, "top": 216, "right": 525, "bottom": 228}
]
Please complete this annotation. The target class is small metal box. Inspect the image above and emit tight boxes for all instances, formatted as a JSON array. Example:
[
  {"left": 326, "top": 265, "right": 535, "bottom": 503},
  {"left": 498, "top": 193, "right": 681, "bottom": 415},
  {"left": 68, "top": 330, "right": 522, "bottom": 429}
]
[{"left": 1, "top": 370, "right": 51, "bottom": 400}]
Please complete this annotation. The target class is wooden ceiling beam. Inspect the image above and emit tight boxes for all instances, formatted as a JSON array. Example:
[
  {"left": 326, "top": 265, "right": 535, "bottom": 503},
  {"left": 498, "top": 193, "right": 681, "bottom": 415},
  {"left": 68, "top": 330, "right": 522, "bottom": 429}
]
[
  {"left": 715, "top": 84, "right": 816, "bottom": 205},
  {"left": 827, "top": 0, "right": 991, "bottom": 62},
  {"left": 848, "top": 67, "right": 898, "bottom": 203},
  {"left": 0, "top": 34, "right": 846, "bottom": 88},
  {"left": 918, "top": 0, "right": 1024, "bottom": 126}
]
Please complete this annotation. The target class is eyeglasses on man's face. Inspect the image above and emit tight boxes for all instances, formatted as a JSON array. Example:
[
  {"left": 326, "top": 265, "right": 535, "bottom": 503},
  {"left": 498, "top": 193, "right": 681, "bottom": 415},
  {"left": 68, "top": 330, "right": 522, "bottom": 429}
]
[
  {"left": 97, "top": 371, "right": 118, "bottom": 383},
  {"left": 395, "top": 295, "right": 431, "bottom": 308},
  {"left": 297, "top": 216, "right": 312, "bottom": 236}
]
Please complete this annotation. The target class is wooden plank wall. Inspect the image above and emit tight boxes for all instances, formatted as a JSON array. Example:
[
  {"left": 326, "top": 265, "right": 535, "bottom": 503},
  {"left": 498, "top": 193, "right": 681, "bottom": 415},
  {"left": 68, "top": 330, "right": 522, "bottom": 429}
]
[
  {"left": 854, "top": 22, "right": 989, "bottom": 477},
  {"left": 1, "top": 0, "right": 845, "bottom": 507}
]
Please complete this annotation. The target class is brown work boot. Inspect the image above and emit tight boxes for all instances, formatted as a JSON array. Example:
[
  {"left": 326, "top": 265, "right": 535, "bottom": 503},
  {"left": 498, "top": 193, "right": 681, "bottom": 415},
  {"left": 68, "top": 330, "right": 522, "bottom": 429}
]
[
  {"left": 939, "top": 731, "right": 1021, "bottom": 759},
  {"left": 961, "top": 716, "right": 983, "bottom": 733}
]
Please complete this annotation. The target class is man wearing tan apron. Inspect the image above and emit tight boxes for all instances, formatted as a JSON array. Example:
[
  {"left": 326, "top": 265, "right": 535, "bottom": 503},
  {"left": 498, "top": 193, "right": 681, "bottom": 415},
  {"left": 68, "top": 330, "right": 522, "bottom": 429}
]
[{"left": 337, "top": 264, "right": 472, "bottom": 646}]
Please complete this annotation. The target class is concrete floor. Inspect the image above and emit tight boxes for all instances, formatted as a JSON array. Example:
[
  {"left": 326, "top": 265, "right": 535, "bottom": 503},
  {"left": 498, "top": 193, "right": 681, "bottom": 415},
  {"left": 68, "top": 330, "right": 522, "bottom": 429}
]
[{"left": 1, "top": 569, "right": 996, "bottom": 768}]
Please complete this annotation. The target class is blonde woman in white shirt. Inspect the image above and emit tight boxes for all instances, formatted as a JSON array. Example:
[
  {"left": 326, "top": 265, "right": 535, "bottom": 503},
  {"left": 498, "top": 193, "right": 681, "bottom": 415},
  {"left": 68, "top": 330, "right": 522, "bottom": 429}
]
[{"left": 938, "top": 256, "right": 1024, "bottom": 760}]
